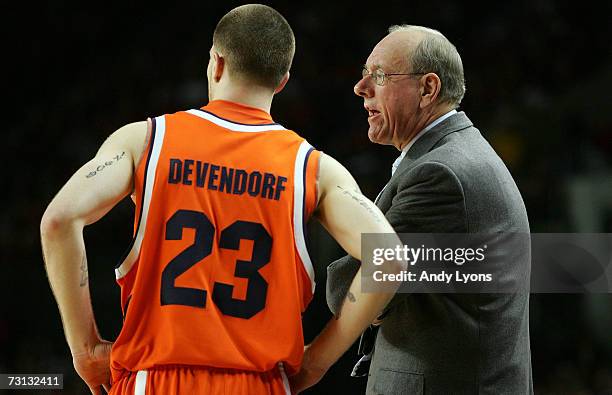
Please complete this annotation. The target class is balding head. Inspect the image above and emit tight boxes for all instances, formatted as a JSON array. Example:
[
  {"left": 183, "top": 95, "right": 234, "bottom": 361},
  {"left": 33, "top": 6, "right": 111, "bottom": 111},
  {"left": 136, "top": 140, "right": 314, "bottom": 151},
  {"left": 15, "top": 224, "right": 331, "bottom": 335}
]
[
  {"left": 387, "top": 25, "right": 466, "bottom": 107},
  {"left": 355, "top": 25, "right": 466, "bottom": 150}
]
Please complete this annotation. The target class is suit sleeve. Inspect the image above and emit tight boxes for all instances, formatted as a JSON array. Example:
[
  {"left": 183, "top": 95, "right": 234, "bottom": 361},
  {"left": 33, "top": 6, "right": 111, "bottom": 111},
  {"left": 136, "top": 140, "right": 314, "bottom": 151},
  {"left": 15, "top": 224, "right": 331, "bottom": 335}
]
[
  {"left": 326, "top": 161, "right": 467, "bottom": 314},
  {"left": 326, "top": 254, "right": 361, "bottom": 315}
]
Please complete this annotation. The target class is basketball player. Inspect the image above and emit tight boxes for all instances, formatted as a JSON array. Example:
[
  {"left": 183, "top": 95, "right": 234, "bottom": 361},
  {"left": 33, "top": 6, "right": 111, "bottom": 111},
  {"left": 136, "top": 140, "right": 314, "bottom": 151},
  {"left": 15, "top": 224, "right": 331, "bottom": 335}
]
[{"left": 41, "top": 4, "right": 404, "bottom": 394}]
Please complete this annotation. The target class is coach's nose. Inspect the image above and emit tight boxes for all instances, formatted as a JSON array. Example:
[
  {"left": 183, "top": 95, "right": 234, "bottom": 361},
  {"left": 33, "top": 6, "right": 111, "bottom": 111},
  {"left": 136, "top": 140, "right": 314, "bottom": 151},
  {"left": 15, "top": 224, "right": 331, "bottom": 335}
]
[{"left": 354, "top": 75, "right": 373, "bottom": 98}]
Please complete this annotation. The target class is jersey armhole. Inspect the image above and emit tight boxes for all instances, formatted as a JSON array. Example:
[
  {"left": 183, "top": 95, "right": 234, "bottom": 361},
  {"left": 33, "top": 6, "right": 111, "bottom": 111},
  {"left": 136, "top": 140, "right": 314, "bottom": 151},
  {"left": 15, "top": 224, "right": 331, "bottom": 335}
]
[
  {"left": 315, "top": 152, "right": 321, "bottom": 209},
  {"left": 130, "top": 119, "right": 153, "bottom": 200},
  {"left": 134, "top": 118, "right": 153, "bottom": 171},
  {"left": 304, "top": 149, "right": 321, "bottom": 221}
]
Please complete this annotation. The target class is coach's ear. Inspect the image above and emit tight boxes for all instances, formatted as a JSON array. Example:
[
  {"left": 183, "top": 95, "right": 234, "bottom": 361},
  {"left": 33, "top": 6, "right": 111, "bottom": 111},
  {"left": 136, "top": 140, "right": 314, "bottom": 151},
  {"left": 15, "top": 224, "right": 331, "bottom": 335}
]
[{"left": 274, "top": 72, "right": 290, "bottom": 94}]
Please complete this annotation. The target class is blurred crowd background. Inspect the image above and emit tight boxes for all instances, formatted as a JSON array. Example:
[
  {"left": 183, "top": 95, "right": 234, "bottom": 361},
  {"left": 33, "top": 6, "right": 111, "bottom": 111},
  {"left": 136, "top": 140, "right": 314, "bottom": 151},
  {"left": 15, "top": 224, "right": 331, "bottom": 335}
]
[{"left": 2, "top": 1, "right": 611, "bottom": 394}]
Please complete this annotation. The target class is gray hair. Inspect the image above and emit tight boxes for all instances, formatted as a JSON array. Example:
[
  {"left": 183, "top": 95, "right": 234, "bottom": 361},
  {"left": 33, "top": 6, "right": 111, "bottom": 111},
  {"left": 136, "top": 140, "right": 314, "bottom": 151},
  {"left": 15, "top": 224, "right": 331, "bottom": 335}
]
[{"left": 389, "top": 25, "right": 466, "bottom": 107}]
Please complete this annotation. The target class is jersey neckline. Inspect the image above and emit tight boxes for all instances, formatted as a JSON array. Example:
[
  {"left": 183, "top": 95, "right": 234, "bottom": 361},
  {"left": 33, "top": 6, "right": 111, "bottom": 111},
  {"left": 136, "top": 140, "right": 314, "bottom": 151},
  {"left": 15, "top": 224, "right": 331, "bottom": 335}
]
[{"left": 200, "top": 100, "right": 278, "bottom": 126}]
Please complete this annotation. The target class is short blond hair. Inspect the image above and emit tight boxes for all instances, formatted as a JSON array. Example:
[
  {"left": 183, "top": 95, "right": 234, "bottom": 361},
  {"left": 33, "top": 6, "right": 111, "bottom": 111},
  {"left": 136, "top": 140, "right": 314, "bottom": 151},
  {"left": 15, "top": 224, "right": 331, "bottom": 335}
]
[{"left": 214, "top": 5, "right": 295, "bottom": 88}]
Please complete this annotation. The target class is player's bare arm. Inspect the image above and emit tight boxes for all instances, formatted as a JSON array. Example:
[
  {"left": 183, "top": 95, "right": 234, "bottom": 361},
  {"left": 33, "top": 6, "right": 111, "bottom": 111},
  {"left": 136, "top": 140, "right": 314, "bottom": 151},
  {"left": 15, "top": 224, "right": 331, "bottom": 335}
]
[
  {"left": 290, "top": 153, "right": 406, "bottom": 393},
  {"left": 40, "top": 121, "right": 147, "bottom": 395}
]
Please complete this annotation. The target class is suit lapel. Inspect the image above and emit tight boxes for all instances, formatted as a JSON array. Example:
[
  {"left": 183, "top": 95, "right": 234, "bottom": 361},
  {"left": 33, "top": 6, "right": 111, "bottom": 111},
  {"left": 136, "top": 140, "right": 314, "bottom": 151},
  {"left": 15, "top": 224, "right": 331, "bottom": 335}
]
[
  {"left": 393, "top": 111, "right": 473, "bottom": 177},
  {"left": 374, "top": 112, "right": 473, "bottom": 213}
]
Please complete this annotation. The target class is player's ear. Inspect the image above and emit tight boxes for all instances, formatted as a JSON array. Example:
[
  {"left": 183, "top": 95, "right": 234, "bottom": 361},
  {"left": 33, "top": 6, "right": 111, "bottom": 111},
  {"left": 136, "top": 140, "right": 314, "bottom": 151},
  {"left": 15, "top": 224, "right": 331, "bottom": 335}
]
[
  {"left": 212, "top": 51, "right": 225, "bottom": 83},
  {"left": 274, "top": 71, "right": 290, "bottom": 94}
]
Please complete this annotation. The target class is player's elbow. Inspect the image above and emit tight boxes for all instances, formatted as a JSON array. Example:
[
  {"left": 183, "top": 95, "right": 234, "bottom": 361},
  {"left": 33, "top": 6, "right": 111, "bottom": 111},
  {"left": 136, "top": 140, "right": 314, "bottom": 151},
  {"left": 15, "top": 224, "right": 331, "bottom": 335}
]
[{"left": 40, "top": 206, "right": 74, "bottom": 240}]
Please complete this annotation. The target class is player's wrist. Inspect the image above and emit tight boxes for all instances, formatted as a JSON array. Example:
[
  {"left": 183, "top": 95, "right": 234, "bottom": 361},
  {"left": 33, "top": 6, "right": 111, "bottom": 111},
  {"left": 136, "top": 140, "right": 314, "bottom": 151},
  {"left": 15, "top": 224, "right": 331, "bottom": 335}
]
[
  {"left": 302, "top": 343, "right": 333, "bottom": 374},
  {"left": 67, "top": 327, "right": 103, "bottom": 357},
  {"left": 69, "top": 342, "right": 97, "bottom": 358}
]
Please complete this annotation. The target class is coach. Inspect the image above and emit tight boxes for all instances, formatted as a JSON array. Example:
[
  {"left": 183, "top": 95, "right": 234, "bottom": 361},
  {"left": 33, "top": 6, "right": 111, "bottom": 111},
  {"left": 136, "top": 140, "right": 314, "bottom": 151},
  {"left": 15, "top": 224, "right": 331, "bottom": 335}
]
[{"left": 323, "top": 25, "right": 532, "bottom": 394}]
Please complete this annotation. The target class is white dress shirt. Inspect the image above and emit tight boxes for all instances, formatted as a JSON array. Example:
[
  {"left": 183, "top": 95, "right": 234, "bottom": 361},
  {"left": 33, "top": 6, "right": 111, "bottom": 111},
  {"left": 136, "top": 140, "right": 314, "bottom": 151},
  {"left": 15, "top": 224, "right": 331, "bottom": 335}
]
[
  {"left": 375, "top": 110, "right": 457, "bottom": 203},
  {"left": 391, "top": 109, "right": 457, "bottom": 176}
]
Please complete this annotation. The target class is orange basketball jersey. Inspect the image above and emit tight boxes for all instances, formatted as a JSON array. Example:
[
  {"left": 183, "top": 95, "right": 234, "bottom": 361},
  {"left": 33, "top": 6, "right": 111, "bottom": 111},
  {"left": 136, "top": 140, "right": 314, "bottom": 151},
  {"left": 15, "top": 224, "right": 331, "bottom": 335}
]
[{"left": 111, "top": 100, "right": 320, "bottom": 385}]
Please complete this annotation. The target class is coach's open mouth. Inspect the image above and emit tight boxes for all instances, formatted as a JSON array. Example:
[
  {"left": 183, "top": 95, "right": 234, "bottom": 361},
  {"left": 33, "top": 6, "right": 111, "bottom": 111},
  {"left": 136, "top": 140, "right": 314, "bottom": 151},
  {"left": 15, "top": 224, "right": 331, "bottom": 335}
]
[{"left": 365, "top": 105, "right": 380, "bottom": 118}]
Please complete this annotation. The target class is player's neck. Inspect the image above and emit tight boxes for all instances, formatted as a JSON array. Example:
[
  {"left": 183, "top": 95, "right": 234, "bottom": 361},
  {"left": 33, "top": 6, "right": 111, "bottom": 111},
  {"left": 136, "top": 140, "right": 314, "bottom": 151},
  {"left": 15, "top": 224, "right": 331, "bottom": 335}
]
[{"left": 211, "top": 84, "right": 274, "bottom": 114}]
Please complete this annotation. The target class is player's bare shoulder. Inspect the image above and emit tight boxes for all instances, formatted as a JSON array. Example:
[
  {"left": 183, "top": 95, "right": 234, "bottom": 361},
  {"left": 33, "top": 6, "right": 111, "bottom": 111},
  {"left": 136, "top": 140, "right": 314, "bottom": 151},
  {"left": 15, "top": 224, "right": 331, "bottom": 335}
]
[
  {"left": 98, "top": 121, "right": 149, "bottom": 168},
  {"left": 316, "top": 153, "right": 361, "bottom": 203}
]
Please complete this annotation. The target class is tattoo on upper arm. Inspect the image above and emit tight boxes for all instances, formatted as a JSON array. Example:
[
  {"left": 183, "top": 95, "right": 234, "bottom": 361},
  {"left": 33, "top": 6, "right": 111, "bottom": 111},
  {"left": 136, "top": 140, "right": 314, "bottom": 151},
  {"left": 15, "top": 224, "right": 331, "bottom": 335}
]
[
  {"left": 347, "top": 291, "right": 356, "bottom": 303},
  {"left": 336, "top": 186, "right": 383, "bottom": 223},
  {"left": 85, "top": 151, "right": 127, "bottom": 178},
  {"left": 79, "top": 252, "right": 88, "bottom": 287}
]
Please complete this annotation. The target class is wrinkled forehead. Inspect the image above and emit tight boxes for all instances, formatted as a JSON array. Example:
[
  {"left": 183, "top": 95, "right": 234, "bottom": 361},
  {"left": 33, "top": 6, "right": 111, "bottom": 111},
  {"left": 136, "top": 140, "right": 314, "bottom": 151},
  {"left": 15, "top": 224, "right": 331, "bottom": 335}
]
[{"left": 365, "top": 31, "right": 419, "bottom": 71}]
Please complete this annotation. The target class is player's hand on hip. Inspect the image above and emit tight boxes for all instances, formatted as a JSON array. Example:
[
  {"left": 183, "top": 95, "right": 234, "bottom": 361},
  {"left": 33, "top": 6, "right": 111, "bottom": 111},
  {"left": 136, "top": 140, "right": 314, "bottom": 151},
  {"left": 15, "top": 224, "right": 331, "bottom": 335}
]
[
  {"left": 289, "top": 345, "right": 329, "bottom": 394},
  {"left": 72, "top": 339, "right": 114, "bottom": 395}
]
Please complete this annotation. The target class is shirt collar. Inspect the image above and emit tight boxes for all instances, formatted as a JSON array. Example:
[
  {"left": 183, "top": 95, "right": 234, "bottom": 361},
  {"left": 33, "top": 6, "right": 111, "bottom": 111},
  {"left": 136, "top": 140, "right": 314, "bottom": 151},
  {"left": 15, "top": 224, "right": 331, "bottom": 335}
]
[{"left": 392, "top": 109, "right": 457, "bottom": 175}]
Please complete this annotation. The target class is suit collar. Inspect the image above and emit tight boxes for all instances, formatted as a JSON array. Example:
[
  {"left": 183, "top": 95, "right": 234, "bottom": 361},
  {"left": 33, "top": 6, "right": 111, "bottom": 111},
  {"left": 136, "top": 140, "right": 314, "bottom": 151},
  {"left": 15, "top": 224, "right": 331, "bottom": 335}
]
[{"left": 390, "top": 111, "right": 473, "bottom": 178}]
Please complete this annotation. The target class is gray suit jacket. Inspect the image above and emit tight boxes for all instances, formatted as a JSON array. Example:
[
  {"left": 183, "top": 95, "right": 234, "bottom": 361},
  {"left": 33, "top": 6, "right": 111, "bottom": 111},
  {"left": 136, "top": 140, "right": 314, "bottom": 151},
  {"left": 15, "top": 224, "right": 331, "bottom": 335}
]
[{"left": 326, "top": 112, "right": 533, "bottom": 394}]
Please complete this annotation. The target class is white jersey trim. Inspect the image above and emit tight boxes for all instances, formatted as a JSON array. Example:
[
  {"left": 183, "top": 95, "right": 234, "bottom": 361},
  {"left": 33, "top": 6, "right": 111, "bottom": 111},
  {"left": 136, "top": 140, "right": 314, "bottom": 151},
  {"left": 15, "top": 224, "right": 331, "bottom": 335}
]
[
  {"left": 293, "top": 141, "right": 316, "bottom": 293},
  {"left": 115, "top": 116, "right": 166, "bottom": 279},
  {"left": 134, "top": 370, "right": 147, "bottom": 395},
  {"left": 278, "top": 363, "right": 291, "bottom": 395},
  {"left": 185, "top": 109, "right": 287, "bottom": 132}
]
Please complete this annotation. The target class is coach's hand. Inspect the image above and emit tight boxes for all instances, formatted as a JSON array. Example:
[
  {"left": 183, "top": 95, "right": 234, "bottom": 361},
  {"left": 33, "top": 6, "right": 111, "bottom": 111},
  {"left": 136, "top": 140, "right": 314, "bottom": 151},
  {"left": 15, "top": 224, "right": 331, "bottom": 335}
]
[
  {"left": 289, "top": 345, "right": 329, "bottom": 394},
  {"left": 72, "top": 339, "right": 113, "bottom": 395}
]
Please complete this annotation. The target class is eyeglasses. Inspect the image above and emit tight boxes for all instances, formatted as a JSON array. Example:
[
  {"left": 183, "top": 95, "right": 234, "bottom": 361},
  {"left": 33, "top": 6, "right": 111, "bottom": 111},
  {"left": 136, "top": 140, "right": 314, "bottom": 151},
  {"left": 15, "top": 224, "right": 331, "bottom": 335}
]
[{"left": 362, "top": 66, "right": 424, "bottom": 86}]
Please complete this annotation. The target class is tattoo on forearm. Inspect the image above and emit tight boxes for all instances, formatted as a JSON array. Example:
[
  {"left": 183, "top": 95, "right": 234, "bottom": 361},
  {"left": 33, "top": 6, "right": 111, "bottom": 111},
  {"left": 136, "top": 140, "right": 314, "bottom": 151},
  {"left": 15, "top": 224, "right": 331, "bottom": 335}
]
[
  {"left": 337, "top": 186, "right": 382, "bottom": 223},
  {"left": 79, "top": 252, "right": 88, "bottom": 287},
  {"left": 85, "top": 151, "right": 126, "bottom": 178},
  {"left": 347, "top": 291, "right": 356, "bottom": 303}
]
